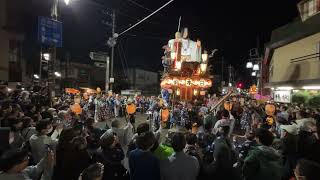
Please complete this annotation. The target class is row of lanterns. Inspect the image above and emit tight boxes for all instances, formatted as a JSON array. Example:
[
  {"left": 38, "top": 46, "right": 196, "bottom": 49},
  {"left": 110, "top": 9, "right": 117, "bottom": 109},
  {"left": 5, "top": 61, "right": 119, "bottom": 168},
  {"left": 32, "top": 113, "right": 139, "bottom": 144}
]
[
  {"left": 161, "top": 78, "right": 212, "bottom": 88},
  {"left": 170, "top": 51, "right": 208, "bottom": 63},
  {"left": 171, "top": 51, "right": 208, "bottom": 73},
  {"left": 174, "top": 88, "right": 206, "bottom": 96}
]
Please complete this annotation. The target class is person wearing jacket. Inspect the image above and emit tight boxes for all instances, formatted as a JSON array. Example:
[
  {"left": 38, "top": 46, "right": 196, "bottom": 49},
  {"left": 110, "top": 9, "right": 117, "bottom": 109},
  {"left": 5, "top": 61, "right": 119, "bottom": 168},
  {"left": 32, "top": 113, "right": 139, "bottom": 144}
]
[
  {"left": 0, "top": 148, "right": 54, "bottom": 180},
  {"left": 243, "top": 128, "right": 282, "bottom": 180},
  {"left": 126, "top": 99, "right": 136, "bottom": 133},
  {"left": 280, "top": 124, "right": 299, "bottom": 180},
  {"left": 29, "top": 119, "right": 60, "bottom": 163},
  {"left": 161, "top": 132, "right": 199, "bottom": 180},
  {"left": 129, "top": 131, "right": 160, "bottom": 180},
  {"left": 54, "top": 136, "right": 92, "bottom": 180},
  {"left": 93, "top": 133, "right": 127, "bottom": 180},
  {"left": 202, "top": 125, "right": 239, "bottom": 180},
  {"left": 101, "top": 119, "right": 133, "bottom": 151}
]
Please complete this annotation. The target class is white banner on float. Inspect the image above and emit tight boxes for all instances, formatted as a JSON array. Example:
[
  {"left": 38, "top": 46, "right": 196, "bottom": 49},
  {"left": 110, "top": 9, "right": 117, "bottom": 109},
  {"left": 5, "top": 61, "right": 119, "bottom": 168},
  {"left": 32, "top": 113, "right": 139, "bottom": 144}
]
[{"left": 273, "top": 90, "right": 292, "bottom": 103}]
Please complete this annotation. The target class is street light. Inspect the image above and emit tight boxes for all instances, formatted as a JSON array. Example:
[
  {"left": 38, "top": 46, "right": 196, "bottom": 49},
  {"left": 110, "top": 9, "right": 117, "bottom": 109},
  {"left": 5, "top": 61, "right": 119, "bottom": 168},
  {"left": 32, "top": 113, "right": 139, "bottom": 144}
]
[
  {"left": 251, "top": 71, "right": 256, "bottom": 76},
  {"left": 54, "top": 72, "right": 61, "bottom": 77},
  {"left": 33, "top": 74, "right": 40, "bottom": 79},
  {"left": 253, "top": 64, "right": 259, "bottom": 71},
  {"left": 43, "top": 53, "right": 51, "bottom": 61},
  {"left": 64, "top": 0, "right": 70, "bottom": 5},
  {"left": 246, "top": 62, "right": 253, "bottom": 68}
]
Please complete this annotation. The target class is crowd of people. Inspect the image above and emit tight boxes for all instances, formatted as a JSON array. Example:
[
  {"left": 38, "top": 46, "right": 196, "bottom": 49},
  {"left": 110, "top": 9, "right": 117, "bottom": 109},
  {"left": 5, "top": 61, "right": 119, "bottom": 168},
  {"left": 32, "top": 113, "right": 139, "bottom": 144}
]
[{"left": 0, "top": 85, "right": 320, "bottom": 180}]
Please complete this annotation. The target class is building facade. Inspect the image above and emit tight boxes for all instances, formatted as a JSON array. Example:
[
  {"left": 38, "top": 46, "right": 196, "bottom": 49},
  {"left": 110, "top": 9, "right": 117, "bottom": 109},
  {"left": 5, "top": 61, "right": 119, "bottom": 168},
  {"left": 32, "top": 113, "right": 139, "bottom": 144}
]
[
  {"left": 127, "top": 68, "right": 159, "bottom": 95},
  {"left": 263, "top": 1, "right": 320, "bottom": 102},
  {"left": 0, "top": 0, "right": 27, "bottom": 82}
]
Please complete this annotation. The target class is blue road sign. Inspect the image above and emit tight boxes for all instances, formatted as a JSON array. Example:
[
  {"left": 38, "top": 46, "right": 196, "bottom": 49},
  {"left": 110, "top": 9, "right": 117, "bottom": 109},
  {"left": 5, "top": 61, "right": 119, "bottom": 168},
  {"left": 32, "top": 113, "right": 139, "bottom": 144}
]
[{"left": 38, "top": 16, "right": 63, "bottom": 47}]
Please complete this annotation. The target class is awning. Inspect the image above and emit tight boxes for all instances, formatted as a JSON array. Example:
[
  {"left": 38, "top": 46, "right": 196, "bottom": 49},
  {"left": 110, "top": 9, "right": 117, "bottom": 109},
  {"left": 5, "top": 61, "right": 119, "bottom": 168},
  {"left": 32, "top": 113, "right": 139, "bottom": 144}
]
[{"left": 265, "top": 78, "right": 320, "bottom": 88}]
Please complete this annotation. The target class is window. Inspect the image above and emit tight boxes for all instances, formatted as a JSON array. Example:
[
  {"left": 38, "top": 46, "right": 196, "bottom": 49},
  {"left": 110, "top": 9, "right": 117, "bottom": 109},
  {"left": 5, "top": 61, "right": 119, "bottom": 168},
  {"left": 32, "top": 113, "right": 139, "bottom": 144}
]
[
  {"left": 9, "top": 40, "right": 22, "bottom": 63},
  {"left": 298, "top": 0, "right": 320, "bottom": 21}
]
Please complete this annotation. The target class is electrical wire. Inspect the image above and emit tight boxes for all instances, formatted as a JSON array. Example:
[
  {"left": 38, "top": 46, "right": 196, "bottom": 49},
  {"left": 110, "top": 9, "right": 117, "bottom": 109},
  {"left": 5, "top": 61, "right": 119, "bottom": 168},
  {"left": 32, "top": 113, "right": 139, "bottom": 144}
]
[
  {"left": 117, "top": 45, "right": 128, "bottom": 78},
  {"left": 118, "top": 0, "right": 174, "bottom": 36},
  {"left": 119, "top": 39, "right": 130, "bottom": 77},
  {"left": 126, "top": 0, "right": 164, "bottom": 17},
  {"left": 127, "top": 0, "right": 154, "bottom": 12}
]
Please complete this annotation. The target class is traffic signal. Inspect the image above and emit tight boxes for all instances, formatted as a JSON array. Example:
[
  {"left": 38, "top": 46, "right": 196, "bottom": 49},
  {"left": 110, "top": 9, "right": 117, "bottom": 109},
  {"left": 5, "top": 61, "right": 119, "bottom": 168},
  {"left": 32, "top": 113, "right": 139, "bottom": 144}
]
[{"left": 236, "top": 82, "right": 243, "bottom": 89}]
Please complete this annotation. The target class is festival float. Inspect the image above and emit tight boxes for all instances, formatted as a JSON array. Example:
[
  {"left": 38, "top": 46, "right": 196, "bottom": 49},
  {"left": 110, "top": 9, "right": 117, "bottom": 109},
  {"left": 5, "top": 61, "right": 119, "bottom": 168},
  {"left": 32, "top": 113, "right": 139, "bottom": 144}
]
[{"left": 160, "top": 27, "right": 212, "bottom": 102}]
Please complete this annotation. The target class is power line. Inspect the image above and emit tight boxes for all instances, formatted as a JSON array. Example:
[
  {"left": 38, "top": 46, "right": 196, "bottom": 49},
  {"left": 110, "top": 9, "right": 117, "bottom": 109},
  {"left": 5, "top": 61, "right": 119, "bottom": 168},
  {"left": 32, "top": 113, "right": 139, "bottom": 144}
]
[
  {"left": 114, "top": 9, "right": 164, "bottom": 26},
  {"left": 119, "top": 39, "right": 130, "bottom": 76},
  {"left": 123, "top": 33, "right": 168, "bottom": 40},
  {"left": 117, "top": 45, "right": 128, "bottom": 78},
  {"left": 126, "top": 0, "right": 164, "bottom": 17},
  {"left": 127, "top": 0, "right": 154, "bottom": 12},
  {"left": 118, "top": 0, "right": 175, "bottom": 36}
]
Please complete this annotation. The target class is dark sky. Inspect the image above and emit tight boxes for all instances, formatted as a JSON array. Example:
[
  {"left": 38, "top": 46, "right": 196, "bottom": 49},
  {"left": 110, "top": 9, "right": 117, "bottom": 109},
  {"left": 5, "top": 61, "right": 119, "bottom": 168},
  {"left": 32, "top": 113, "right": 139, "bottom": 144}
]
[{"left": 27, "top": 0, "right": 300, "bottom": 82}]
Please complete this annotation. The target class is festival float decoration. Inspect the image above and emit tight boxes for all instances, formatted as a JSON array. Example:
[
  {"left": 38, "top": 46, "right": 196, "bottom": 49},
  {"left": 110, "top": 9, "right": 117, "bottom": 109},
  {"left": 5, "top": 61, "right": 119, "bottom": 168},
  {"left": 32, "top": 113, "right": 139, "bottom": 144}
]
[
  {"left": 65, "top": 88, "right": 80, "bottom": 94},
  {"left": 160, "top": 27, "right": 212, "bottom": 101}
]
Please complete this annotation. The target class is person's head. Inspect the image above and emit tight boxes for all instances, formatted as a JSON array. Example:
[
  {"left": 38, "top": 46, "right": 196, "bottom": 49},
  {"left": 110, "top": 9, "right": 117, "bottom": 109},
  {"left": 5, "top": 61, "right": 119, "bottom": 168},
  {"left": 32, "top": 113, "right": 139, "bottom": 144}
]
[
  {"left": 136, "top": 123, "right": 150, "bottom": 135},
  {"left": 85, "top": 118, "right": 95, "bottom": 128},
  {"left": 221, "top": 109, "right": 229, "bottom": 119},
  {"left": 35, "top": 118, "right": 53, "bottom": 135},
  {"left": 58, "top": 128, "right": 77, "bottom": 149},
  {"left": 255, "top": 128, "right": 274, "bottom": 146},
  {"left": 22, "top": 117, "right": 34, "bottom": 129},
  {"left": 280, "top": 124, "right": 298, "bottom": 138},
  {"left": 8, "top": 118, "right": 23, "bottom": 131},
  {"left": 171, "top": 133, "right": 186, "bottom": 152},
  {"left": 58, "top": 110, "right": 69, "bottom": 121},
  {"left": 2, "top": 101, "right": 12, "bottom": 114},
  {"left": 100, "top": 134, "right": 117, "bottom": 150},
  {"left": 111, "top": 119, "right": 121, "bottom": 129},
  {"left": 47, "top": 108, "right": 57, "bottom": 117},
  {"left": 245, "top": 130, "right": 255, "bottom": 141},
  {"left": 80, "top": 163, "right": 104, "bottom": 180},
  {"left": 0, "top": 149, "right": 29, "bottom": 173},
  {"left": 185, "top": 133, "right": 197, "bottom": 145},
  {"left": 217, "top": 125, "right": 230, "bottom": 137},
  {"left": 297, "top": 110, "right": 308, "bottom": 119},
  {"left": 295, "top": 159, "right": 320, "bottom": 180},
  {"left": 280, "top": 106, "right": 287, "bottom": 112},
  {"left": 26, "top": 104, "right": 36, "bottom": 112},
  {"left": 136, "top": 131, "right": 156, "bottom": 151},
  {"left": 71, "top": 136, "right": 87, "bottom": 150}
]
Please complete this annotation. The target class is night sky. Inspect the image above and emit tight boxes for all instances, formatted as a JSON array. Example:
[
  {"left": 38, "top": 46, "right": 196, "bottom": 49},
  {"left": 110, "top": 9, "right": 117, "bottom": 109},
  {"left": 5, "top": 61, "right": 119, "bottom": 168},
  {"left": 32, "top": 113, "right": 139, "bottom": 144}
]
[{"left": 27, "top": 0, "right": 300, "bottom": 84}]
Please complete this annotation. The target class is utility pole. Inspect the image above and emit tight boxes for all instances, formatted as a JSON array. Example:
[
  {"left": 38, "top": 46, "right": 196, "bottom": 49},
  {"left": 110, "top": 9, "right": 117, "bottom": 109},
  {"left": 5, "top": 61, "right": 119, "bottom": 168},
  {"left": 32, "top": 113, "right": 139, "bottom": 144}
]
[
  {"left": 221, "top": 56, "right": 224, "bottom": 88},
  {"left": 110, "top": 10, "right": 115, "bottom": 91},
  {"left": 48, "top": 0, "right": 58, "bottom": 102},
  {"left": 105, "top": 56, "right": 110, "bottom": 92},
  {"left": 228, "top": 65, "right": 232, "bottom": 86},
  {"left": 65, "top": 52, "right": 70, "bottom": 88}
]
